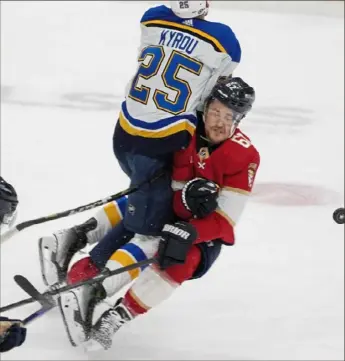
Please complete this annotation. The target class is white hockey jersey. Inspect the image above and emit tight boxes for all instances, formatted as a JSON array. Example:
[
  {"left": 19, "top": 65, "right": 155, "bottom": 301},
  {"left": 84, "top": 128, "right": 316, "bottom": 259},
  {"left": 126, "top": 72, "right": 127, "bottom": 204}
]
[{"left": 117, "top": 4, "right": 241, "bottom": 156}]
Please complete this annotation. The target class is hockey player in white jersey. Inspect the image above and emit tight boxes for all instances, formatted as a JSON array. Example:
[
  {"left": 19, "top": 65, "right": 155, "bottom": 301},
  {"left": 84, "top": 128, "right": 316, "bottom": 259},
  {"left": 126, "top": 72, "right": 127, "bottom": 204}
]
[{"left": 39, "top": 0, "right": 241, "bottom": 301}]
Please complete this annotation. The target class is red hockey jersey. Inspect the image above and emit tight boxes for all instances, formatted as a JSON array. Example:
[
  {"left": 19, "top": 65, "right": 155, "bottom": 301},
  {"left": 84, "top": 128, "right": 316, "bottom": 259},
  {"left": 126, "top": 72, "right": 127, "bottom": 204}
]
[{"left": 172, "top": 128, "right": 260, "bottom": 246}]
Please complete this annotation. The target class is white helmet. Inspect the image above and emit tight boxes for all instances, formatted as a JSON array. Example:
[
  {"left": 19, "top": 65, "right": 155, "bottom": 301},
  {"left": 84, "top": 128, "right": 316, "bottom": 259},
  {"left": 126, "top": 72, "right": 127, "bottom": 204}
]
[{"left": 170, "top": 1, "right": 209, "bottom": 19}]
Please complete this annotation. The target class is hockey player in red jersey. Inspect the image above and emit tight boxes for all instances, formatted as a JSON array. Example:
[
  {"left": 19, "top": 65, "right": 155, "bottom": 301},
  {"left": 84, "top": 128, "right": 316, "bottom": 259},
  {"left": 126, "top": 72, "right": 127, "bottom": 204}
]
[{"left": 58, "top": 77, "right": 260, "bottom": 350}]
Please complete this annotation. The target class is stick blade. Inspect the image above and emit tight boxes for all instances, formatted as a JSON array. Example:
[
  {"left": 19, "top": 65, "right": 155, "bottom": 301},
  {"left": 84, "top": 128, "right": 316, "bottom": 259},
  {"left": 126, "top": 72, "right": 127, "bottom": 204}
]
[
  {"left": 14, "top": 275, "right": 55, "bottom": 308},
  {"left": 0, "top": 227, "right": 19, "bottom": 244}
]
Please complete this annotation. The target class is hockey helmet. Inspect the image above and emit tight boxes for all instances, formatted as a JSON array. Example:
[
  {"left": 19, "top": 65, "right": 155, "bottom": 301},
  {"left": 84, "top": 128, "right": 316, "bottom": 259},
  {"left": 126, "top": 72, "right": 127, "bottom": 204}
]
[
  {"left": 205, "top": 77, "right": 255, "bottom": 124},
  {"left": 0, "top": 177, "right": 18, "bottom": 228},
  {"left": 170, "top": 1, "right": 209, "bottom": 19}
]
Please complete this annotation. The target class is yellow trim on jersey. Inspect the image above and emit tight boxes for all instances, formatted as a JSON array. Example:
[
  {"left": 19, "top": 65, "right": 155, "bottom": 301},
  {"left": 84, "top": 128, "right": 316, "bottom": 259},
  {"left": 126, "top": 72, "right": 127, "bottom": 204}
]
[
  {"left": 110, "top": 250, "right": 140, "bottom": 280},
  {"left": 223, "top": 186, "right": 251, "bottom": 196},
  {"left": 103, "top": 202, "right": 122, "bottom": 227},
  {"left": 119, "top": 111, "right": 196, "bottom": 138},
  {"left": 141, "top": 20, "right": 227, "bottom": 53},
  {"left": 216, "top": 208, "right": 236, "bottom": 227}
]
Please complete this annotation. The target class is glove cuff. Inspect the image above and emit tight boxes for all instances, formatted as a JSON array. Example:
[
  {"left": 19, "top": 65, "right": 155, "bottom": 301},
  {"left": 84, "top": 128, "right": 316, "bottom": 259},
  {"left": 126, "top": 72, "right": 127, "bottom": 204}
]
[{"left": 181, "top": 178, "right": 202, "bottom": 212}]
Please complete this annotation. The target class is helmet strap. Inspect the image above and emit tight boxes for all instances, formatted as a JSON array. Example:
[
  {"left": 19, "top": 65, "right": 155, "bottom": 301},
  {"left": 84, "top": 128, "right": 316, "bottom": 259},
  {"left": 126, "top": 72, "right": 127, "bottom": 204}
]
[
  {"left": 229, "top": 123, "right": 238, "bottom": 138},
  {"left": 229, "top": 115, "right": 245, "bottom": 138}
]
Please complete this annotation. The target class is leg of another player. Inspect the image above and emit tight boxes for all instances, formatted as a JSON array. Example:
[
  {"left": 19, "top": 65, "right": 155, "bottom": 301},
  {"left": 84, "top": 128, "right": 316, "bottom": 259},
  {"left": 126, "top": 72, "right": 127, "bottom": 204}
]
[
  {"left": 120, "top": 152, "right": 174, "bottom": 236},
  {"left": 84, "top": 141, "right": 175, "bottom": 277},
  {"left": 91, "top": 241, "right": 223, "bottom": 350},
  {"left": 59, "top": 232, "right": 162, "bottom": 347},
  {"left": 38, "top": 196, "right": 129, "bottom": 286},
  {"left": 89, "top": 245, "right": 203, "bottom": 350},
  {"left": 68, "top": 151, "right": 175, "bottom": 285},
  {"left": 60, "top": 240, "right": 222, "bottom": 349}
]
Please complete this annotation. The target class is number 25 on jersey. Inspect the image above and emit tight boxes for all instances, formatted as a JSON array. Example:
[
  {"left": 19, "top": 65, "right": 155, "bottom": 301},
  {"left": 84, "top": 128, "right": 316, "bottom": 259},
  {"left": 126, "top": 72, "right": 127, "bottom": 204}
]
[{"left": 128, "top": 45, "right": 203, "bottom": 115}]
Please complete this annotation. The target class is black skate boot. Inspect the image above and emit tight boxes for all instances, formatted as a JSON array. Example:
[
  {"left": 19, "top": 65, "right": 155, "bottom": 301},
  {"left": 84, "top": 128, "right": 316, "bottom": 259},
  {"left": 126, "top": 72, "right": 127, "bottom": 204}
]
[{"left": 88, "top": 298, "right": 133, "bottom": 350}]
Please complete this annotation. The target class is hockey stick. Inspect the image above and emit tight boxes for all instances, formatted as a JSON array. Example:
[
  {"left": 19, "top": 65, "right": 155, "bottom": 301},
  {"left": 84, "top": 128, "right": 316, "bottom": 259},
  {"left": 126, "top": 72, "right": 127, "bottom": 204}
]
[
  {"left": 0, "top": 257, "right": 157, "bottom": 313},
  {"left": 22, "top": 305, "right": 54, "bottom": 325},
  {"left": 0, "top": 306, "right": 52, "bottom": 346},
  {"left": 16, "top": 275, "right": 56, "bottom": 326},
  {"left": 0, "top": 277, "right": 56, "bottom": 334},
  {"left": 0, "top": 171, "right": 164, "bottom": 244}
]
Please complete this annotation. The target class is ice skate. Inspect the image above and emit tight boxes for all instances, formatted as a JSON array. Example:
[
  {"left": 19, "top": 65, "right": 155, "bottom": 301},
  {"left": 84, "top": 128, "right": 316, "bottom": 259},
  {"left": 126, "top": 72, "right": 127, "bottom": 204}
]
[
  {"left": 87, "top": 298, "right": 133, "bottom": 351},
  {"left": 58, "top": 283, "right": 106, "bottom": 347},
  {"left": 39, "top": 218, "right": 97, "bottom": 286}
]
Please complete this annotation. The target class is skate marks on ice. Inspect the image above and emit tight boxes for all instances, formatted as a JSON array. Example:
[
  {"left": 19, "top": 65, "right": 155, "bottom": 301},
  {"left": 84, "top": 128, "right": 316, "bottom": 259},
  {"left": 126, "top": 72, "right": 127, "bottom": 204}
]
[
  {"left": 1, "top": 85, "right": 315, "bottom": 131},
  {"left": 1, "top": 86, "right": 122, "bottom": 112},
  {"left": 252, "top": 182, "right": 343, "bottom": 207},
  {"left": 82, "top": 322, "right": 255, "bottom": 361},
  {"left": 249, "top": 106, "right": 315, "bottom": 133}
]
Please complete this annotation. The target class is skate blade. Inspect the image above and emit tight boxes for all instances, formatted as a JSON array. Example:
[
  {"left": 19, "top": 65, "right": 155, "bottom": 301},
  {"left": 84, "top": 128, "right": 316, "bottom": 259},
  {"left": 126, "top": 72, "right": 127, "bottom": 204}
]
[
  {"left": 83, "top": 338, "right": 105, "bottom": 352},
  {"left": 58, "top": 292, "right": 88, "bottom": 347},
  {"left": 38, "top": 236, "right": 61, "bottom": 287}
]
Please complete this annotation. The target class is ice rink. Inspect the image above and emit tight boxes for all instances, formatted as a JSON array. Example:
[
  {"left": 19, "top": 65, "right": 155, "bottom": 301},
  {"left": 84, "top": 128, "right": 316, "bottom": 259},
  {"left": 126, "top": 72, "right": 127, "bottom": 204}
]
[{"left": 1, "top": 1, "right": 344, "bottom": 360}]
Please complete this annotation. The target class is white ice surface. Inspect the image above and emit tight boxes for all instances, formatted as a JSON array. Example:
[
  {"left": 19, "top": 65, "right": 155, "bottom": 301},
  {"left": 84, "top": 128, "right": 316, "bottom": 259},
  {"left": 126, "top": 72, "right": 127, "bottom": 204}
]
[{"left": 0, "top": 2, "right": 344, "bottom": 360}]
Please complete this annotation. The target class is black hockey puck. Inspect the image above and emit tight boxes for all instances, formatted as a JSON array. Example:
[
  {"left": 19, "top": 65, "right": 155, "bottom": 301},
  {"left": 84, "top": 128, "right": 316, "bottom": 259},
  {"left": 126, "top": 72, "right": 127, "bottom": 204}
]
[{"left": 333, "top": 208, "right": 345, "bottom": 224}]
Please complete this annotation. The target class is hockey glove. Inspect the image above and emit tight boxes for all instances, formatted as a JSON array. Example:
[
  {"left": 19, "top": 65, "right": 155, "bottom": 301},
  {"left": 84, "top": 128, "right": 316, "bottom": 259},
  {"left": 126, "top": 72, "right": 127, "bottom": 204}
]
[
  {"left": 0, "top": 317, "right": 27, "bottom": 353},
  {"left": 182, "top": 178, "right": 219, "bottom": 219},
  {"left": 157, "top": 221, "right": 197, "bottom": 270}
]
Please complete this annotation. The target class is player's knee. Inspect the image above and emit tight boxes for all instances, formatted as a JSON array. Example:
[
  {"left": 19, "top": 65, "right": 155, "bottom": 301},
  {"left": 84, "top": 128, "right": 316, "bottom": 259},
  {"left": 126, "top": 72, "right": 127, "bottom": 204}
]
[
  {"left": 164, "top": 245, "right": 202, "bottom": 284},
  {"left": 123, "top": 207, "right": 164, "bottom": 235},
  {"left": 67, "top": 256, "right": 100, "bottom": 285},
  {"left": 123, "top": 215, "right": 145, "bottom": 234},
  {"left": 122, "top": 247, "right": 201, "bottom": 316},
  {"left": 124, "top": 179, "right": 174, "bottom": 235},
  {"left": 123, "top": 265, "right": 180, "bottom": 316}
]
